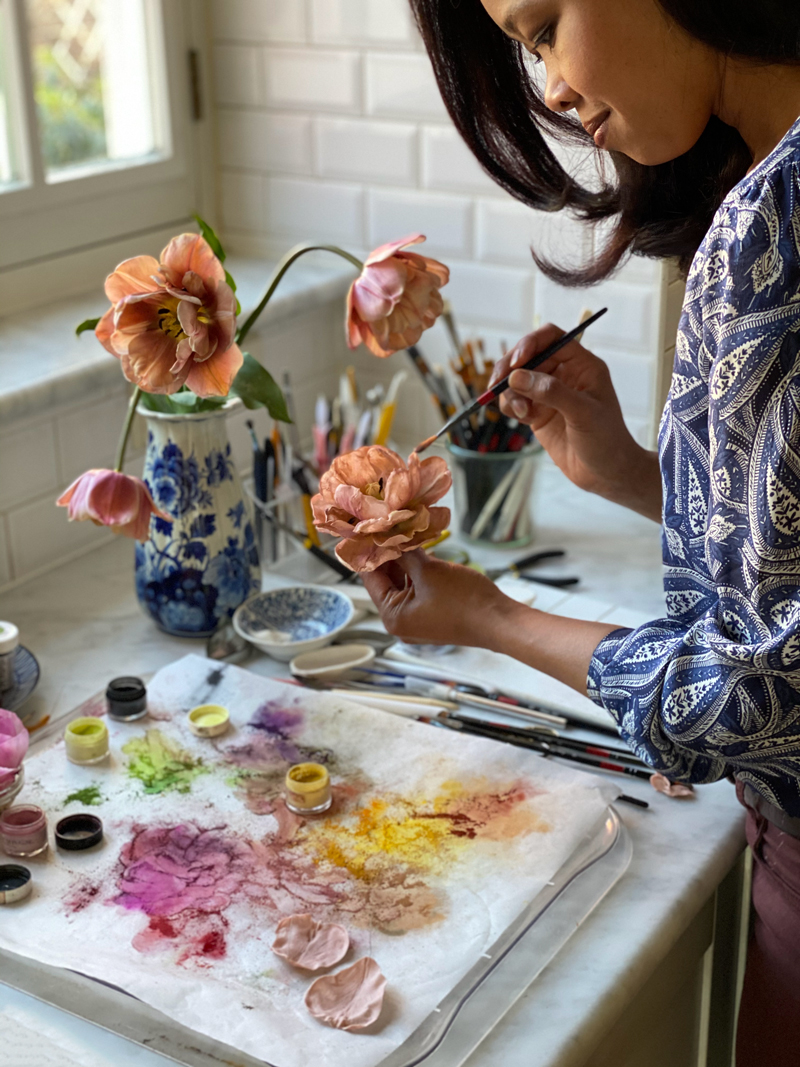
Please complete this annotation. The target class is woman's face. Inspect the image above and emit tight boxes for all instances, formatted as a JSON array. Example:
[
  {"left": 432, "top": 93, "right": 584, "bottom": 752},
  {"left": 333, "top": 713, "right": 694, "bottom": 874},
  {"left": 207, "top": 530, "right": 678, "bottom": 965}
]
[{"left": 480, "top": 0, "right": 719, "bottom": 165}]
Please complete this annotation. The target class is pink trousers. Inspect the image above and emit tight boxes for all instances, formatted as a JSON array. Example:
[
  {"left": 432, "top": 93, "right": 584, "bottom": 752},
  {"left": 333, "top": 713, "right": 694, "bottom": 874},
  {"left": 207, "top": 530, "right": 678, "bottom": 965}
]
[{"left": 736, "top": 781, "right": 800, "bottom": 1066}]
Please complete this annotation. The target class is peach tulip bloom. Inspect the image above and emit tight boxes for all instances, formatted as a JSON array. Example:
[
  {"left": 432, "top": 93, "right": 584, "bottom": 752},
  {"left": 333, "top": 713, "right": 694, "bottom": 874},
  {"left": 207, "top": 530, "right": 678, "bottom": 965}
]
[
  {"left": 346, "top": 234, "right": 449, "bottom": 358},
  {"left": 95, "top": 233, "right": 243, "bottom": 397},
  {"left": 57, "top": 469, "right": 169, "bottom": 541},
  {"left": 311, "top": 445, "right": 451, "bottom": 573}
]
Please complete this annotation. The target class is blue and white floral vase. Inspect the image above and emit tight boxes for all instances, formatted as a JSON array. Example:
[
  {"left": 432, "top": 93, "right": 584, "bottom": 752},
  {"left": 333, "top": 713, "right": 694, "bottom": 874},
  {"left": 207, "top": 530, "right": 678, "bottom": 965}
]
[{"left": 135, "top": 402, "right": 259, "bottom": 637}]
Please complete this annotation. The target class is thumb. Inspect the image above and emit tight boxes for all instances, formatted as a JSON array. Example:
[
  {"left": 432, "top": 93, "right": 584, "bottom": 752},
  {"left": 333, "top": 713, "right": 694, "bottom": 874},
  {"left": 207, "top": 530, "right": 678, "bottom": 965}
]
[{"left": 360, "top": 564, "right": 403, "bottom": 607}]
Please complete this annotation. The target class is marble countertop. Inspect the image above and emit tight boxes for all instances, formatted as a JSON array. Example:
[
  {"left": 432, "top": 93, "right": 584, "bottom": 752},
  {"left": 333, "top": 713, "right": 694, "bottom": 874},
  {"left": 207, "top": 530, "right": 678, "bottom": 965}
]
[
  {"left": 0, "top": 253, "right": 352, "bottom": 426},
  {"left": 0, "top": 464, "right": 745, "bottom": 1067}
]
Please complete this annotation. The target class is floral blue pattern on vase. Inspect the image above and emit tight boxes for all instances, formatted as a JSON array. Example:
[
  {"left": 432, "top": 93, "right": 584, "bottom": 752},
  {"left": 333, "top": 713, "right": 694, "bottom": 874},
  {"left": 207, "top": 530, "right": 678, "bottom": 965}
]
[{"left": 135, "top": 404, "right": 259, "bottom": 637}]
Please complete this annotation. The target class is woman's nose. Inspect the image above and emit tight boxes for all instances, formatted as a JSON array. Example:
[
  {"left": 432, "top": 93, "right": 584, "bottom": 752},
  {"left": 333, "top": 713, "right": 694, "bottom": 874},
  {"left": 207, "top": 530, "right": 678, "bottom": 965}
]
[{"left": 544, "top": 72, "right": 579, "bottom": 114}]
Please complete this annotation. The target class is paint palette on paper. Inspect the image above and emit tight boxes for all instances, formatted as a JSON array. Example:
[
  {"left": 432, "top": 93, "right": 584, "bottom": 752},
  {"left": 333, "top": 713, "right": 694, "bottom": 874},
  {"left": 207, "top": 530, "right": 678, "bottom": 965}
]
[{"left": 0, "top": 655, "right": 617, "bottom": 1067}]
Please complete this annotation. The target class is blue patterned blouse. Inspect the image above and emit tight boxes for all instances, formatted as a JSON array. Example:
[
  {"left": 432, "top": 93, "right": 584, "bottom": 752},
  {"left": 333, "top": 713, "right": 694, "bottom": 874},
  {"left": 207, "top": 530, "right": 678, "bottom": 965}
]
[{"left": 587, "top": 118, "right": 800, "bottom": 816}]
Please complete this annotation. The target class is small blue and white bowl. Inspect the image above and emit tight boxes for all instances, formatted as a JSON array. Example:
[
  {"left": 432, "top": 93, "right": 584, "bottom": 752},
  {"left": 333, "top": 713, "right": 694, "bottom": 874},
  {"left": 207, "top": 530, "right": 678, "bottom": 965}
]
[{"left": 232, "top": 586, "right": 355, "bottom": 661}]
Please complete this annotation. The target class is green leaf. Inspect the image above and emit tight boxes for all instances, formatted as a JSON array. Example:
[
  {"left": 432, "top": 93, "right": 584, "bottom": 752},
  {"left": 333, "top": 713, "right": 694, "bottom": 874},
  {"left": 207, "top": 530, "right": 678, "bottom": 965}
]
[
  {"left": 139, "top": 390, "right": 227, "bottom": 415},
  {"left": 76, "top": 317, "right": 101, "bottom": 338},
  {"left": 193, "top": 213, "right": 226, "bottom": 263},
  {"left": 139, "top": 392, "right": 183, "bottom": 414},
  {"left": 225, "top": 270, "right": 241, "bottom": 316},
  {"left": 230, "top": 352, "right": 291, "bottom": 421}
]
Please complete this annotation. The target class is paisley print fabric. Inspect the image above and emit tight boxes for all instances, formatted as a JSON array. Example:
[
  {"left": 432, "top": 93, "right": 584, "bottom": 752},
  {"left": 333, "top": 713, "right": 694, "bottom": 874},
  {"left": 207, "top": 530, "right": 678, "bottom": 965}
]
[{"left": 587, "top": 118, "right": 800, "bottom": 816}]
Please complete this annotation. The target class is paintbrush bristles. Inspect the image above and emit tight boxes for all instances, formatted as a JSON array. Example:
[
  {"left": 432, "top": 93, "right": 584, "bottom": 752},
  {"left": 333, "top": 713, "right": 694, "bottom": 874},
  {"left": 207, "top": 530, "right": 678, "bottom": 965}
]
[{"left": 413, "top": 435, "right": 437, "bottom": 455}]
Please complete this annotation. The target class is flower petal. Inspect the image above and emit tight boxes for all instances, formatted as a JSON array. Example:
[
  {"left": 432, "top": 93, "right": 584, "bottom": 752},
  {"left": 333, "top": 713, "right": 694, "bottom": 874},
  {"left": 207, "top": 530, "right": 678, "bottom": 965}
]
[
  {"left": 160, "top": 234, "right": 225, "bottom": 286},
  {"left": 184, "top": 342, "right": 243, "bottom": 398},
  {"left": 364, "top": 234, "right": 426, "bottom": 267},
  {"left": 104, "top": 255, "right": 162, "bottom": 303}
]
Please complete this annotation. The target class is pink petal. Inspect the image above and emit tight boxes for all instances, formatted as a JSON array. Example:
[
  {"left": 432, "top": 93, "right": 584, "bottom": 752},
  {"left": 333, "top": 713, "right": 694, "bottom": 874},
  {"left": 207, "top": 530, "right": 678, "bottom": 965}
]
[
  {"left": 184, "top": 342, "right": 243, "bottom": 398},
  {"left": 350, "top": 261, "right": 408, "bottom": 322},
  {"left": 333, "top": 484, "right": 391, "bottom": 524},
  {"left": 413, "top": 454, "right": 452, "bottom": 506},
  {"left": 0, "top": 709, "right": 29, "bottom": 772},
  {"left": 305, "top": 957, "right": 386, "bottom": 1031},
  {"left": 272, "top": 914, "right": 349, "bottom": 970},
  {"left": 160, "top": 234, "right": 225, "bottom": 286},
  {"left": 364, "top": 234, "right": 426, "bottom": 268},
  {"left": 104, "top": 255, "right": 161, "bottom": 303}
]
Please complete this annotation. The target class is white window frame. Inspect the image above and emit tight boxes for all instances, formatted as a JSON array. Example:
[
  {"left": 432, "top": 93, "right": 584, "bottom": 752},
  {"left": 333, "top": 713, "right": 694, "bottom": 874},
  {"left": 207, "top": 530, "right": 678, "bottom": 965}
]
[{"left": 0, "top": 0, "right": 216, "bottom": 316}]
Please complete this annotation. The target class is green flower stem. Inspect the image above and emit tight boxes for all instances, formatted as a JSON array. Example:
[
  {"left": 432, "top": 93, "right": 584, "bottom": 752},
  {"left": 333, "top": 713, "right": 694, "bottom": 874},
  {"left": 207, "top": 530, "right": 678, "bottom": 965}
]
[
  {"left": 236, "top": 244, "right": 363, "bottom": 347},
  {"left": 115, "top": 386, "right": 142, "bottom": 472}
]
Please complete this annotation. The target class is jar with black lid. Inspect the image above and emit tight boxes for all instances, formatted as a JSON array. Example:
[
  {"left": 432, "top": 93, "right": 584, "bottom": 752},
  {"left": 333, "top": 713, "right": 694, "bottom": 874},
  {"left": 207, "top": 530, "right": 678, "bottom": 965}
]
[{"left": 106, "top": 677, "right": 147, "bottom": 722}]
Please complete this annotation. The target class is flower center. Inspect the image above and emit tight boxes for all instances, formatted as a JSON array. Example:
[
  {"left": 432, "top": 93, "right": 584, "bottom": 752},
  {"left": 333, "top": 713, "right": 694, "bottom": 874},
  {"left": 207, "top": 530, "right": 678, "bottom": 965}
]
[
  {"left": 363, "top": 479, "right": 384, "bottom": 500},
  {"left": 157, "top": 297, "right": 187, "bottom": 341}
]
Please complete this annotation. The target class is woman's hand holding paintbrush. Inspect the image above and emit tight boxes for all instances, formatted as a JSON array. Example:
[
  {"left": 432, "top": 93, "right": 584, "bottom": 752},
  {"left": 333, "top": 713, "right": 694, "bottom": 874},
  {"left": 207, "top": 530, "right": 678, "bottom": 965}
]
[{"left": 490, "top": 320, "right": 662, "bottom": 521}]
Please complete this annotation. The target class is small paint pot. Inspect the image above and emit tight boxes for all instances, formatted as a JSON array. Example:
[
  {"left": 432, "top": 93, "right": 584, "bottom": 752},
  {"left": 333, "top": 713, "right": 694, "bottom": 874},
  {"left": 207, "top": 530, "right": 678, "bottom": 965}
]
[
  {"left": 106, "top": 676, "right": 147, "bottom": 722},
  {"left": 187, "top": 704, "right": 230, "bottom": 738},
  {"left": 285, "top": 762, "right": 332, "bottom": 816},
  {"left": 290, "top": 643, "right": 376, "bottom": 682},
  {"left": 55, "top": 813, "right": 103, "bottom": 851},
  {"left": 0, "top": 863, "right": 32, "bottom": 904},
  {"left": 64, "top": 718, "right": 109, "bottom": 765},
  {"left": 0, "top": 805, "right": 48, "bottom": 858}
]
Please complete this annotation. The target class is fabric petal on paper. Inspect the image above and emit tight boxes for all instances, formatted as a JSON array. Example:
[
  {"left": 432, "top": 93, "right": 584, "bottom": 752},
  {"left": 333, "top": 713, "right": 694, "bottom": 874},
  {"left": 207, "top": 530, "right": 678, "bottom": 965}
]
[
  {"left": 271, "top": 914, "right": 349, "bottom": 970},
  {"left": 305, "top": 957, "right": 386, "bottom": 1031}
]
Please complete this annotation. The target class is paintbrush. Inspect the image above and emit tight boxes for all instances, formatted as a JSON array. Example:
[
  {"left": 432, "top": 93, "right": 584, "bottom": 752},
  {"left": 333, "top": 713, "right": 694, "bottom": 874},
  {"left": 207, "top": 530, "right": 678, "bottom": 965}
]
[{"left": 414, "top": 307, "right": 608, "bottom": 454}]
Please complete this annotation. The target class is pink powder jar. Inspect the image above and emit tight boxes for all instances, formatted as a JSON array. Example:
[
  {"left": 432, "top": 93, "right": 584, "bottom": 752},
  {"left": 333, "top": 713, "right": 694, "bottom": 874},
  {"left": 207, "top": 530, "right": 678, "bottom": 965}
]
[{"left": 0, "top": 804, "right": 48, "bottom": 858}]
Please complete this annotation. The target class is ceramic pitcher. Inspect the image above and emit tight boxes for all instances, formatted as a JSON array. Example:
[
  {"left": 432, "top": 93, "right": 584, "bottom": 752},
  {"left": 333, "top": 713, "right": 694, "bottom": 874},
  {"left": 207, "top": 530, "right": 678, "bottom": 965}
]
[{"left": 135, "top": 403, "right": 259, "bottom": 637}]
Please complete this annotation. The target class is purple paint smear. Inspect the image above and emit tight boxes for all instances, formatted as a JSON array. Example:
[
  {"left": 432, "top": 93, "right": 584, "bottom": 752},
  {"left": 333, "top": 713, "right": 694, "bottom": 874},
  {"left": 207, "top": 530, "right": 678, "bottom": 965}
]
[{"left": 249, "top": 702, "right": 303, "bottom": 738}]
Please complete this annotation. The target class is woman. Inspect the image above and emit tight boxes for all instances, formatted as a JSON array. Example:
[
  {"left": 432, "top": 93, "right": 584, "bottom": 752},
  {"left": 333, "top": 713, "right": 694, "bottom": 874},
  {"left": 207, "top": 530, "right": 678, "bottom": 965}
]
[{"left": 360, "top": 1, "right": 800, "bottom": 1062}]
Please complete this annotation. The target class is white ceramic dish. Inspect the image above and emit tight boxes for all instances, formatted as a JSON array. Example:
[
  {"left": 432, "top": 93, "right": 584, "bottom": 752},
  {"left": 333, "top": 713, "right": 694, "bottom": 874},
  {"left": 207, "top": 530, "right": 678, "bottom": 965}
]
[
  {"left": 290, "top": 643, "right": 376, "bottom": 681},
  {"left": 233, "top": 587, "right": 355, "bottom": 662}
]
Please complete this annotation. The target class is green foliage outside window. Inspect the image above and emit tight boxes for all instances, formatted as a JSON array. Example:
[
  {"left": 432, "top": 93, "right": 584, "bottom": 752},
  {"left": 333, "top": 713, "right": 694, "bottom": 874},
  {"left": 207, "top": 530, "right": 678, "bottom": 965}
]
[{"left": 33, "top": 46, "right": 106, "bottom": 171}]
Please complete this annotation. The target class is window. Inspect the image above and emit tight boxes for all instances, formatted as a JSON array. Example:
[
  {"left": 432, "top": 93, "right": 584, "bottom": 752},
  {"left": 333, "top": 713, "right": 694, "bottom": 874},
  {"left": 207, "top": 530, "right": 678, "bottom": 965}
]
[{"left": 0, "top": 0, "right": 213, "bottom": 315}]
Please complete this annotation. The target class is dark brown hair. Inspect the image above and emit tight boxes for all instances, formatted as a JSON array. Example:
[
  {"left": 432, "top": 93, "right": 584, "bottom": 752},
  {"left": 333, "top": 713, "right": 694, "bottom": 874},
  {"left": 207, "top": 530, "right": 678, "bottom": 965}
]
[{"left": 409, "top": 0, "right": 800, "bottom": 285}]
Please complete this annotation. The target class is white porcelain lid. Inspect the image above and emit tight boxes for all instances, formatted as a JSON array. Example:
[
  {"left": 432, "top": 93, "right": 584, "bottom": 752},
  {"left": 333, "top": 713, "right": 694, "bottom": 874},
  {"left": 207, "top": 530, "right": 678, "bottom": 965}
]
[{"left": 0, "top": 622, "right": 19, "bottom": 655}]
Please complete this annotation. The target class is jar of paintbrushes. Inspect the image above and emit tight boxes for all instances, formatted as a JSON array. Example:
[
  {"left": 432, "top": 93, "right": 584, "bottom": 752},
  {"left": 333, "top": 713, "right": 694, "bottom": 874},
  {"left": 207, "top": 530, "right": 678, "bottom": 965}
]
[{"left": 447, "top": 439, "right": 541, "bottom": 546}]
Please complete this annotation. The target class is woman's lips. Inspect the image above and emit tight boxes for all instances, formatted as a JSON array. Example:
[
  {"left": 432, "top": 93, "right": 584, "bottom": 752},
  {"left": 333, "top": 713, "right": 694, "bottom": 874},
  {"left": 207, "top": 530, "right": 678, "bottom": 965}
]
[{"left": 584, "top": 111, "right": 611, "bottom": 148}]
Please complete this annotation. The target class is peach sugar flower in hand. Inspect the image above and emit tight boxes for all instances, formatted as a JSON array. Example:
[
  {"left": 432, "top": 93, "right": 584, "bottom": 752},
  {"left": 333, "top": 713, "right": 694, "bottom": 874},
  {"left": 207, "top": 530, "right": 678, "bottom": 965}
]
[
  {"left": 95, "top": 233, "right": 243, "bottom": 397},
  {"left": 346, "top": 234, "right": 449, "bottom": 358},
  {"left": 57, "top": 469, "right": 169, "bottom": 542},
  {"left": 312, "top": 445, "right": 451, "bottom": 573}
]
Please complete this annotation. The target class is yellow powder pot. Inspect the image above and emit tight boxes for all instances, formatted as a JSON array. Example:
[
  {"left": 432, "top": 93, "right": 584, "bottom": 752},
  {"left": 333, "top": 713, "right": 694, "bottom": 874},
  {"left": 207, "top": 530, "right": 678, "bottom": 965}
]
[
  {"left": 285, "top": 762, "right": 332, "bottom": 815},
  {"left": 64, "top": 718, "right": 109, "bottom": 765},
  {"left": 188, "top": 704, "right": 230, "bottom": 738}
]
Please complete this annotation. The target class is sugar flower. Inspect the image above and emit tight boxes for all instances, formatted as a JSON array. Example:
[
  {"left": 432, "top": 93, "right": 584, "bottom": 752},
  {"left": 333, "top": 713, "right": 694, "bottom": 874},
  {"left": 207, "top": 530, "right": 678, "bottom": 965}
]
[
  {"left": 305, "top": 957, "right": 387, "bottom": 1031},
  {"left": 57, "top": 469, "right": 169, "bottom": 541},
  {"left": 311, "top": 445, "right": 451, "bottom": 573},
  {"left": 95, "top": 233, "right": 243, "bottom": 397},
  {"left": 0, "top": 708, "right": 28, "bottom": 787},
  {"left": 650, "top": 773, "right": 695, "bottom": 798},
  {"left": 346, "top": 234, "right": 449, "bottom": 358}
]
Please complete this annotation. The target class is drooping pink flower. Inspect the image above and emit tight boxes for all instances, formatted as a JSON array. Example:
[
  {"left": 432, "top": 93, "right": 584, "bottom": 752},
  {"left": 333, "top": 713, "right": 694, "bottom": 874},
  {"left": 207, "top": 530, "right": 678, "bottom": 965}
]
[
  {"left": 95, "top": 233, "right": 243, "bottom": 397},
  {"left": 57, "top": 469, "right": 170, "bottom": 541},
  {"left": 311, "top": 445, "right": 451, "bottom": 573},
  {"left": 0, "top": 709, "right": 28, "bottom": 788},
  {"left": 346, "top": 235, "right": 449, "bottom": 358}
]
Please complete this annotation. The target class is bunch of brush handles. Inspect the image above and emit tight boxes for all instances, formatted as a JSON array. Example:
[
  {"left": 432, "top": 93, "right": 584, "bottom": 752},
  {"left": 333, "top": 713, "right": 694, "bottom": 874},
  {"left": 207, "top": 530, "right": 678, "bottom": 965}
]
[{"left": 449, "top": 439, "right": 542, "bottom": 545}]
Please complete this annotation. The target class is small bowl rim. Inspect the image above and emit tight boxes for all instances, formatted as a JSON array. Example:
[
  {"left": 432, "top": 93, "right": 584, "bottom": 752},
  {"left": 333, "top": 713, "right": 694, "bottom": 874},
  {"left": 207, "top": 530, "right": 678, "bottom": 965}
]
[
  {"left": 290, "top": 642, "right": 376, "bottom": 679},
  {"left": 232, "top": 585, "right": 355, "bottom": 651}
]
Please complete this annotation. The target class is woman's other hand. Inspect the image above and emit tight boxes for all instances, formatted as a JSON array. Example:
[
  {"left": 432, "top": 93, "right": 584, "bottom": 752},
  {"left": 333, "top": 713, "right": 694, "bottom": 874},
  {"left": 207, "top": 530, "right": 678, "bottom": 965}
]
[
  {"left": 361, "top": 550, "right": 510, "bottom": 649},
  {"left": 490, "top": 323, "right": 662, "bottom": 521}
]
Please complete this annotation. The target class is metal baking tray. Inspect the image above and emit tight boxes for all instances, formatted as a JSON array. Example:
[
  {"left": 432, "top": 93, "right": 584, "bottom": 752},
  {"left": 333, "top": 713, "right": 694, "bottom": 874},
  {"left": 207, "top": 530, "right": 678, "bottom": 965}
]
[{"left": 0, "top": 805, "right": 631, "bottom": 1067}]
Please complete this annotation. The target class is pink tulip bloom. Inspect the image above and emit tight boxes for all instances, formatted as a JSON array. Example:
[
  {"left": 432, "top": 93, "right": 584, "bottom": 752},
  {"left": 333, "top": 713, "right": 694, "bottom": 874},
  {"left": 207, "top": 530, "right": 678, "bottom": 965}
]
[
  {"left": 57, "top": 469, "right": 170, "bottom": 542},
  {"left": 0, "top": 708, "right": 28, "bottom": 787},
  {"left": 311, "top": 445, "right": 451, "bottom": 573},
  {"left": 346, "top": 235, "right": 449, "bottom": 358},
  {"left": 95, "top": 233, "right": 243, "bottom": 397}
]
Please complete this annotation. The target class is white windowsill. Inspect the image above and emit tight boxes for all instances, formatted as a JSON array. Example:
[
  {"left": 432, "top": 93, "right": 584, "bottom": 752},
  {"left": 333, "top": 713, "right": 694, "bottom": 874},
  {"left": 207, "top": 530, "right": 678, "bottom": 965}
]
[{"left": 0, "top": 254, "right": 354, "bottom": 426}]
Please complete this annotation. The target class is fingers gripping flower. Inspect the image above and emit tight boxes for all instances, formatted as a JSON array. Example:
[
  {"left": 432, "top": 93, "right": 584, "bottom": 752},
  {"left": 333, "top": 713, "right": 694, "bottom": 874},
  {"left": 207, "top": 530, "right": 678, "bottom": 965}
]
[
  {"left": 57, "top": 470, "right": 170, "bottom": 542},
  {"left": 346, "top": 235, "right": 449, "bottom": 358},
  {"left": 95, "top": 233, "right": 243, "bottom": 397},
  {"left": 311, "top": 446, "right": 451, "bottom": 573}
]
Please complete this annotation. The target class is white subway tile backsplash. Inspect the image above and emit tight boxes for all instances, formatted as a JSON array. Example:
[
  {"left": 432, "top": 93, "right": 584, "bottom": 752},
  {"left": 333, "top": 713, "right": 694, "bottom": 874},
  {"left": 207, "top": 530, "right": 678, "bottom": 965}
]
[
  {"left": 422, "top": 126, "right": 499, "bottom": 194},
  {"left": 220, "top": 170, "right": 266, "bottom": 233},
  {"left": 477, "top": 199, "right": 592, "bottom": 268},
  {"left": 368, "top": 189, "right": 472, "bottom": 258},
  {"left": 316, "top": 119, "right": 416, "bottom": 184},
  {"left": 263, "top": 50, "right": 360, "bottom": 112},
  {"left": 446, "top": 261, "right": 533, "bottom": 330},
  {"left": 210, "top": 0, "right": 306, "bottom": 44},
  {"left": 0, "top": 520, "right": 10, "bottom": 586},
  {"left": 535, "top": 275, "right": 658, "bottom": 354},
  {"left": 217, "top": 110, "right": 312, "bottom": 174},
  {"left": 311, "top": 0, "right": 415, "bottom": 46},
  {"left": 266, "top": 178, "right": 364, "bottom": 244},
  {"left": 56, "top": 391, "right": 130, "bottom": 484},
  {"left": 0, "top": 420, "right": 58, "bottom": 510},
  {"left": 212, "top": 45, "right": 260, "bottom": 107},
  {"left": 601, "top": 351, "right": 656, "bottom": 418},
  {"left": 366, "top": 54, "right": 446, "bottom": 119},
  {"left": 8, "top": 493, "right": 110, "bottom": 579}
]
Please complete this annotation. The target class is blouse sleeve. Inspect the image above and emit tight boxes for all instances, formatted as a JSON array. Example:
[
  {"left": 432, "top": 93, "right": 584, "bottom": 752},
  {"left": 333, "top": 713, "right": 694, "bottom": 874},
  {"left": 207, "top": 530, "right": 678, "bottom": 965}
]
[{"left": 586, "top": 169, "right": 800, "bottom": 794}]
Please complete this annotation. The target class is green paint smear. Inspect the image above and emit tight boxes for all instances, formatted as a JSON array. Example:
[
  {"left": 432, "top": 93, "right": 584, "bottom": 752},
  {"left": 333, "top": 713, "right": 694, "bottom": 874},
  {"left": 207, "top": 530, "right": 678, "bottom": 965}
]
[
  {"left": 64, "top": 784, "right": 103, "bottom": 806},
  {"left": 122, "top": 729, "right": 208, "bottom": 795}
]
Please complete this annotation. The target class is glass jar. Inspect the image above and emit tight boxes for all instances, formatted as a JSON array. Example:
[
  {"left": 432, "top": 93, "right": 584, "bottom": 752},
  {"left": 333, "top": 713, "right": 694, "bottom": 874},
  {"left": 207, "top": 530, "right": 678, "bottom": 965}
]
[
  {"left": 0, "top": 765, "right": 24, "bottom": 812},
  {"left": 285, "top": 763, "right": 332, "bottom": 815},
  {"left": 0, "top": 804, "right": 48, "bottom": 858},
  {"left": 446, "top": 440, "right": 541, "bottom": 547},
  {"left": 64, "top": 718, "right": 109, "bottom": 765}
]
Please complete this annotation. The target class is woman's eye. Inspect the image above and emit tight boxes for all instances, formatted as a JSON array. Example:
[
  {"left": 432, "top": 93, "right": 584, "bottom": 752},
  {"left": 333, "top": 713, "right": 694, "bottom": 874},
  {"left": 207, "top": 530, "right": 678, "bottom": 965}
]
[{"left": 530, "top": 25, "right": 554, "bottom": 62}]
